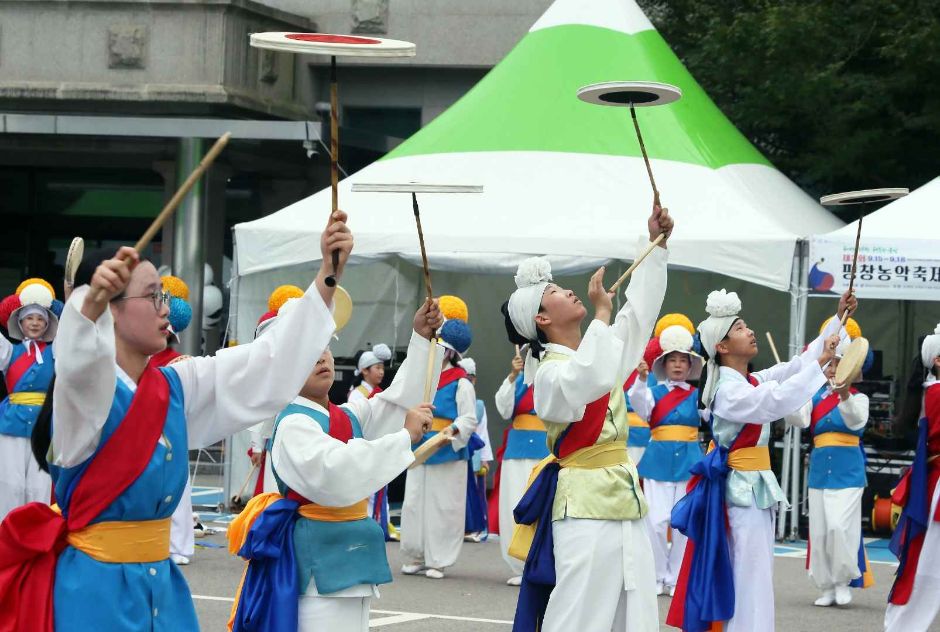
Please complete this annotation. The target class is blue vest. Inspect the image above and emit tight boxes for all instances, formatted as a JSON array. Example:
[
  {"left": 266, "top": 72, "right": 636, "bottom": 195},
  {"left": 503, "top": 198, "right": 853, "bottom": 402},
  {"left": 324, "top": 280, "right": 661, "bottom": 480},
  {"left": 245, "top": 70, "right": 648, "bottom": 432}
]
[
  {"left": 0, "top": 343, "right": 55, "bottom": 437},
  {"left": 807, "top": 387, "right": 867, "bottom": 489},
  {"left": 49, "top": 368, "right": 197, "bottom": 632},
  {"left": 637, "top": 384, "right": 704, "bottom": 482},
  {"left": 504, "top": 375, "right": 549, "bottom": 461},
  {"left": 271, "top": 402, "right": 392, "bottom": 595},
  {"left": 413, "top": 375, "right": 470, "bottom": 465}
]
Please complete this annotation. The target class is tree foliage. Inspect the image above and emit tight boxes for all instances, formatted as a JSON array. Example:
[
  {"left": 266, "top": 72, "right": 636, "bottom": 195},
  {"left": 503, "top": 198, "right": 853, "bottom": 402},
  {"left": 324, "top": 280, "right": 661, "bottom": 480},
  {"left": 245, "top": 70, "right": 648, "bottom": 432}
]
[{"left": 638, "top": 0, "right": 940, "bottom": 217}]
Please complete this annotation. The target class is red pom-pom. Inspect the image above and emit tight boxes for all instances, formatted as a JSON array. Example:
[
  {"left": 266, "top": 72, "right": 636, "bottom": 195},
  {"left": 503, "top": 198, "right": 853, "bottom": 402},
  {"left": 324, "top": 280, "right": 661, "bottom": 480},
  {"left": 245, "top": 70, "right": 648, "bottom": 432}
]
[
  {"left": 257, "top": 309, "right": 277, "bottom": 326},
  {"left": 0, "top": 295, "right": 22, "bottom": 330},
  {"left": 643, "top": 337, "right": 662, "bottom": 367}
]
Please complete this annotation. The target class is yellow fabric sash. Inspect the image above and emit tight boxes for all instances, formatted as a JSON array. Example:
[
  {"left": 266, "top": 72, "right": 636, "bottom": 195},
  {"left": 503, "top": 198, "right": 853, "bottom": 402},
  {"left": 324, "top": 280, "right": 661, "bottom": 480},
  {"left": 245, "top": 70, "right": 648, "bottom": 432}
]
[
  {"left": 8, "top": 392, "right": 45, "bottom": 406},
  {"left": 627, "top": 411, "right": 649, "bottom": 428},
  {"left": 66, "top": 517, "right": 170, "bottom": 563},
  {"left": 431, "top": 417, "right": 453, "bottom": 432},
  {"left": 512, "top": 414, "right": 545, "bottom": 432},
  {"left": 508, "top": 443, "right": 628, "bottom": 561},
  {"left": 651, "top": 426, "right": 698, "bottom": 442},
  {"left": 727, "top": 446, "right": 771, "bottom": 471},
  {"left": 814, "top": 432, "right": 861, "bottom": 448},
  {"left": 298, "top": 499, "right": 368, "bottom": 522}
]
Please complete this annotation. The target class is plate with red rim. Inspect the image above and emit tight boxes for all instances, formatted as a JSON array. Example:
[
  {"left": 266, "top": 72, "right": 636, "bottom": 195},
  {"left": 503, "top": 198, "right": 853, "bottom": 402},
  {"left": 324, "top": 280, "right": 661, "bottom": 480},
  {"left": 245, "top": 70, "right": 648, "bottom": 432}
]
[
  {"left": 249, "top": 32, "right": 416, "bottom": 58},
  {"left": 819, "top": 188, "right": 909, "bottom": 206},
  {"left": 577, "top": 81, "right": 682, "bottom": 107}
]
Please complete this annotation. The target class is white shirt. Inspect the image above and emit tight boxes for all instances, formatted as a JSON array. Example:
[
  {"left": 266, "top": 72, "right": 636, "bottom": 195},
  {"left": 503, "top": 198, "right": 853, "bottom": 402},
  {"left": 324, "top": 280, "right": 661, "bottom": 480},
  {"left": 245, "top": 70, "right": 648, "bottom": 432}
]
[
  {"left": 534, "top": 241, "right": 667, "bottom": 424},
  {"left": 51, "top": 282, "right": 336, "bottom": 467},
  {"left": 474, "top": 402, "right": 493, "bottom": 462},
  {"left": 494, "top": 376, "right": 517, "bottom": 421},
  {"left": 449, "top": 378, "right": 479, "bottom": 451},
  {"left": 629, "top": 378, "right": 708, "bottom": 422},
  {"left": 785, "top": 389, "right": 870, "bottom": 431}
]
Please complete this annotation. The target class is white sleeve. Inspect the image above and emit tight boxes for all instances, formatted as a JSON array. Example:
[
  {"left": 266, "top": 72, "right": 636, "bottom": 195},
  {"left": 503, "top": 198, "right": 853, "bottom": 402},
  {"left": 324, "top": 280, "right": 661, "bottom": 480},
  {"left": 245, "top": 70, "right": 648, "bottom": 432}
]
[
  {"left": 0, "top": 336, "right": 12, "bottom": 372},
  {"left": 839, "top": 392, "right": 870, "bottom": 431},
  {"left": 784, "top": 401, "right": 812, "bottom": 429},
  {"left": 51, "top": 286, "right": 119, "bottom": 467},
  {"left": 476, "top": 406, "right": 494, "bottom": 461},
  {"left": 628, "top": 377, "right": 655, "bottom": 421},
  {"left": 756, "top": 314, "right": 843, "bottom": 385},
  {"left": 494, "top": 377, "right": 516, "bottom": 420},
  {"left": 271, "top": 413, "right": 414, "bottom": 506},
  {"left": 345, "top": 330, "right": 444, "bottom": 441},
  {"left": 249, "top": 423, "right": 264, "bottom": 453},
  {"left": 346, "top": 388, "right": 368, "bottom": 407},
  {"left": 712, "top": 363, "right": 828, "bottom": 425},
  {"left": 172, "top": 280, "right": 336, "bottom": 449},
  {"left": 609, "top": 241, "right": 668, "bottom": 381},
  {"left": 449, "top": 379, "right": 478, "bottom": 451},
  {"left": 534, "top": 320, "right": 622, "bottom": 424}
]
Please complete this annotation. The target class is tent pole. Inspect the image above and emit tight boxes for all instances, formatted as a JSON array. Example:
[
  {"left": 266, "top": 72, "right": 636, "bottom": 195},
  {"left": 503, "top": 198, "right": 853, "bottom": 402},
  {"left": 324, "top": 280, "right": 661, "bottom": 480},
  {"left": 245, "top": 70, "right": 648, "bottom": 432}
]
[{"left": 785, "top": 239, "right": 810, "bottom": 540}]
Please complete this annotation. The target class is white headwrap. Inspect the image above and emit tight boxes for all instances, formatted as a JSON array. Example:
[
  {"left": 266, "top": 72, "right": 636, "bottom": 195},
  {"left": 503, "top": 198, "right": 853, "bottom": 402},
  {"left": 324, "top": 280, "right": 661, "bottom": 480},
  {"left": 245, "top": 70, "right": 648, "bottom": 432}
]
[
  {"left": 697, "top": 289, "right": 743, "bottom": 407},
  {"left": 507, "top": 257, "right": 553, "bottom": 384},
  {"left": 457, "top": 357, "right": 477, "bottom": 376},
  {"left": 356, "top": 343, "right": 392, "bottom": 375},
  {"left": 921, "top": 323, "right": 940, "bottom": 370}
]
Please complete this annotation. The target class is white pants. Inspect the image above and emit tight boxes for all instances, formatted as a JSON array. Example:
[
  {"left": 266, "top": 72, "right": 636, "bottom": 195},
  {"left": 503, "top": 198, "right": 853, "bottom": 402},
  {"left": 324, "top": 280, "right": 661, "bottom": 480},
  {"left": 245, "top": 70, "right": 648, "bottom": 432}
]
[
  {"left": 627, "top": 446, "right": 646, "bottom": 469},
  {"left": 542, "top": 517, "right": 658, "bottom": 632},
  {"left": 170, "top": 478, "right": 195, "bottom": 557},
  {"left": 808, "top": 487, "right": 863, "bottom": 590},
  {"left": 299, "top": 595, "right": 371, "bottom": 631},
  {"left": 885, "top": 480, "right": 940, "bottom": 631},
  {"left": 643, "top": 479, "right": 689, "bottom": 587},
  {"left": 400, "top": 460, "right": 467, "bottom": 569},
  {"left": 498, "top": 458, "right": 539, "bottom": 577},
  {"left": 0, "top": 434, "right": 52, "bottom": 521},
  {"left": 726, "top": 504, "right": 775, "bottom": 632}
]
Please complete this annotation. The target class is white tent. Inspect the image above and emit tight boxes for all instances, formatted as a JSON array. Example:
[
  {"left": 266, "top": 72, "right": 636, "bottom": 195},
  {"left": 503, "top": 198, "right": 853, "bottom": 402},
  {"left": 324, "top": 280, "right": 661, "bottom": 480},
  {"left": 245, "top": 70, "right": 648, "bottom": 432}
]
[
  {"left": 810, "top": 177, "right": 940, "bottom": 301},
  {"left": 229, "top": 0, "right": 844, "bottom": 533}
]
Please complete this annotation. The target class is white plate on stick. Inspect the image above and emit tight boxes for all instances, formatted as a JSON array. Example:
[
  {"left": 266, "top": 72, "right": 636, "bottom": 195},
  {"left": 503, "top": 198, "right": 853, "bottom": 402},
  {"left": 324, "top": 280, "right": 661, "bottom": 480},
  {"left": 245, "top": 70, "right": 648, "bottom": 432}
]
[
  {"left": 819, "top": 188, "right": 908, "bottom": 206},
  {"left": 249, "top": 32, "right": 415, "bottom": 57},
  {"left": 352, "top": 181, "right": 483, "bottom": 468}
]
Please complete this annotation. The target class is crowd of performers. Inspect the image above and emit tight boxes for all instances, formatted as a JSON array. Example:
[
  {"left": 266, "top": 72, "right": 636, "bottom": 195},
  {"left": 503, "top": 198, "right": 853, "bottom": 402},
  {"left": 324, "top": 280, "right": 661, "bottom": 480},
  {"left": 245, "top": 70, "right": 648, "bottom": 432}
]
[{"left": 0, "top": 205, "right": 938, "bottom": 631}]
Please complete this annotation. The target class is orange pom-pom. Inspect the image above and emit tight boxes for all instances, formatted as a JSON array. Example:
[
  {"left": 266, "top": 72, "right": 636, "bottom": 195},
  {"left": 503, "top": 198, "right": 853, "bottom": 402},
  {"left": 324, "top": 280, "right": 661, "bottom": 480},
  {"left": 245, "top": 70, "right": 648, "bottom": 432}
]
[
  {"left": 16, "top": 278, "right": 55, "bottom": 300},
  {"left": 655, "top": 313, "right": 695, "bottom": 338},
  {"left": 161, "top": 275, "right": 190, "bottom": 300},
  {"left": 820, "top": 316, "right": 862, "bottom": 339},
  {"left": 439, "top": 295, "right": 469, "bottom": 322},
  {"left": 268, "top": 285, "right": 304, "bottom": 312}
]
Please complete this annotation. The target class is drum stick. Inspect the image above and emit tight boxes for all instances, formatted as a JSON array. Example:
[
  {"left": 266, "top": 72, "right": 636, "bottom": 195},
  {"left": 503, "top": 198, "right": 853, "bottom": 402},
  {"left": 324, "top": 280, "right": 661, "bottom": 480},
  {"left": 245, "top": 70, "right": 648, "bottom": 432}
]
[
  {"left": 232, "top": 461, "right": 259, "bottom": 504},
  {"left": 515, "top": 344, "right": 521, "bottom": 358},
  {"left": 608, "top": 233, "right": 666, "bottom": 293},
  {"left": 92, "top": 132, "right": 232, "bottom": 302},
  {"left": 765, "top": 332, "right": 782, "bottom": 364},
  {"left": 630, "top": 103, "right": 661, "bottom": 208},
  {"left": 325, "top": 56, "right": 341, "bottom": 288},
  {"left": 412, "top": 193, "right": 438, "bottom": 401}
]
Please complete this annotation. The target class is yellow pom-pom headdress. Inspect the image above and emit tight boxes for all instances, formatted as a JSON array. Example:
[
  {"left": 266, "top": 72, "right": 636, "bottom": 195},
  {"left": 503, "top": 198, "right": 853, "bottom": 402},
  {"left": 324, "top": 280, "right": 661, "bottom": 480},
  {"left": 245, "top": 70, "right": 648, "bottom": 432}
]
[
  {"left": 439, "top": 295, "right": 469, "bottom": 323},
  {"left": 161, "top": 275, "right": 190, "bottom": 301},
  {"left": 16, "top": 278, "right": 55, "bottom": 300},
  {"left": 268, "top": 285, "right": 304, "bottom": 313},
  {"left": 820, "top": 316, "right": 861, "bottom": 340},
  {"left": 655, "top": 313, "right": 694, "bottom": 338}
]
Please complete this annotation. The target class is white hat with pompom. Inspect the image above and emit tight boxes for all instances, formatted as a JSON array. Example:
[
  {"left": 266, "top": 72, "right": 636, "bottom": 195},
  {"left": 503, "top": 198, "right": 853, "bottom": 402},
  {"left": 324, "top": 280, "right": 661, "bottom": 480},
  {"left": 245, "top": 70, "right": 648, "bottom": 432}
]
[
  {"left": 921, "top": 323, "right": 940, "bottom": 370},
  {"left": 652, "top": 325, "right": 704, "bottom": 381}
]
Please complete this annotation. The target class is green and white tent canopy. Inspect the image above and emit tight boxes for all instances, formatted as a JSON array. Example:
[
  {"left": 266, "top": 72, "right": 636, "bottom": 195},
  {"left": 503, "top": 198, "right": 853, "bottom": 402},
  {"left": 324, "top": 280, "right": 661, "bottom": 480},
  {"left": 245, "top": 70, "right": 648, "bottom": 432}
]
[{"left": 235, "top": 0, "right": 842, "bottom": 297}]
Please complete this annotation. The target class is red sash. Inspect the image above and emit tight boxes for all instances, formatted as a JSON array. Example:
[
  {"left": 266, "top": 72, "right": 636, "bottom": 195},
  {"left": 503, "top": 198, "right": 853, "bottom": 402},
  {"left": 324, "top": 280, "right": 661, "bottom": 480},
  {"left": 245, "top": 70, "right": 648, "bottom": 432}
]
[
  {"left": 368, "top": 386, "right": 383, "bottom": 399},
  {"left": 0, "top": 364, "right": 170, "bottom": 632},
  {"left": 487, "top": 424, "right": 512, "bottom": 534},
  {"left": 4, "top": 343, "right": 46, "bottom": 393},
  {"left": 623, "top": 370, "right": 638, "bottom": 392},
  {"left": 810, "top": 388, "right": 859, "bottom": 434},
  {"left": 649, "top": 387, "right": 696, "bottom": 429},
  {"left": 148, "top": 348, "right": 181, "bottom": 369},
  {"left": 438, "top": 367, "right": 467, "bottom": 390},
  {"left": 286, "top": 404, "right": 354, "bottom": 504},
  {"left": 554, "top": 393, "right": 611, "bottom": 459},
  {"left": 513, "top": 384, "right": 535, "bottom": 417}
]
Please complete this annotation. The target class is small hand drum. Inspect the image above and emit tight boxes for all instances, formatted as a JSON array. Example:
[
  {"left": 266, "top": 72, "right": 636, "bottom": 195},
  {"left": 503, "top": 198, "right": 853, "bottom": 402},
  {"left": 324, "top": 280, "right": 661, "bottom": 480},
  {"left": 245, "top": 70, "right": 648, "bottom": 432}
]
[
  {"left": 65, "top": 237, "right": 84, "bottom": 289},
  {"left": 576, "top": 81, "right": 682, "bottom": 107},
  {"left": 410, "top": 432, "right": 454, "bottom": 468},
  {"left": 249, "top": 33, "right": 416, "bottom": 58},
  {"left": 333, "top": 286, "right": 353, "bottom": 332},
  {"left": 835, "top": 337, "right": 870, "bottom": 387}
]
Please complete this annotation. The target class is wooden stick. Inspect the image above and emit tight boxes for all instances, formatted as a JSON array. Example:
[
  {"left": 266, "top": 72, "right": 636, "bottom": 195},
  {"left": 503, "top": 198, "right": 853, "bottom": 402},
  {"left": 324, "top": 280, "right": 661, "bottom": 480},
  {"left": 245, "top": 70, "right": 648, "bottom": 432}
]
[
  {"left": 630, "top": 103, "right": 661, "bottom": 208},
  {"left": 765, "top": 331, "right": 782, "bottom": 364},
  {"left": 325, "top": 55, "right": 340, "bottom": 287},
  {"left": 608, "top": 233, "right": 666, "bottom": 293},
  {"left": 514, "top": 344, "right": 521, "bottom": 358},
  {"left": 92, "top": 132, "right": 231, "bottom": 302},
  {"left": 231, "top": 461, "right": 259, "bottom": 504},
  {"left": 411, "top": 192, "right": 438, "bottom": 401}
]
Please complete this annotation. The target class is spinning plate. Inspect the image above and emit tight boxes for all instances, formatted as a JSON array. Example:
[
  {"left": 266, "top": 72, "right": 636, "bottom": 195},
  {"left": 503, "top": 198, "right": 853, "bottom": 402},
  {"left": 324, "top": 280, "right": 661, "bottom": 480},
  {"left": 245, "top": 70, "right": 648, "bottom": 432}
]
[
  {"left": 820, "top": 188, "right": 909, "bottom": 206},
  {"left": 577, "top": 81, "right": 682, "bottom": 107},
  {"left": 351, "top": 183, "right": 483, "bottom": 194},
  {"left": 250, "top": 32, "right": 415, "bottom": 58},
  {"left": 65, "top": 237, "right": 84, "bottom": 288}
]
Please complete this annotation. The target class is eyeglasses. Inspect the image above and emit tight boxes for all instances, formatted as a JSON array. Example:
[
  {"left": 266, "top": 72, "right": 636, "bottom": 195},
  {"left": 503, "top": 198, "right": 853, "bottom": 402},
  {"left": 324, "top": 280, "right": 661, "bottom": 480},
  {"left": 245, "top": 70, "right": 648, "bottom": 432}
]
[{"left": 114, "top": 290, "right": 171, "bottom": 311}]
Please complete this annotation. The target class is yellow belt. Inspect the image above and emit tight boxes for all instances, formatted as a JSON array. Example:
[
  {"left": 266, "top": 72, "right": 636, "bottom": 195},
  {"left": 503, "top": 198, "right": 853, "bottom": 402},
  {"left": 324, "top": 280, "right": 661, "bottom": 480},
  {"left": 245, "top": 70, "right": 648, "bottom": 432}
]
[
  {"left": 298, "top": 499, "right": 368, "bottom": 522},
  {"left": 431, "top": 417, "right": 453, "bottom": 432},
  {"left": 705, "top": 441, "right": 771, "bottom": 471},
  {"left": 512, "top": 414, "right": 545, "bottom": 432},
  {"left": 814, "top": 432, "right": 860, "bottom": 448},
  {"left": 8, "top": 392, "right": 45, "bottom": 406},
  {"left": 651, "top": 426, "right": 698, "bottom": 442},
  {"left": 509, "top": 443, "right": 628, "bottom": 561},
  {"left": 627, "top": 411, "right": 649, "bottom": 428},
  {"left": 67, "top": 517, "right": 170, "bottom": 563}
]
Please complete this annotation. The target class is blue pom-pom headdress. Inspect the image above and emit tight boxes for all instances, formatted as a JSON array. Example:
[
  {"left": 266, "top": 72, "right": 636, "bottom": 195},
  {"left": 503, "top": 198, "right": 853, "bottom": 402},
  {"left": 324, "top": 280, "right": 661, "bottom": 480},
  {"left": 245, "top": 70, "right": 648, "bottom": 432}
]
[
  {"left": 50, "top": 299, "right": 65, "bottom": 319},
  {"left": 168, "top": 297, "right": 193, "bottom": 336},
  {"left": 439, "top": 319, "right": 472, "bottom": 356}
]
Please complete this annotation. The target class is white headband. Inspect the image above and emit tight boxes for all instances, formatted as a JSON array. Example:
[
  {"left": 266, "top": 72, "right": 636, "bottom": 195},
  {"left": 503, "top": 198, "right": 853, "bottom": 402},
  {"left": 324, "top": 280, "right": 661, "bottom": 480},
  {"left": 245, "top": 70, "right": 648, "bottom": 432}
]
[
  {"left": 356, "top": 343, "right": 391, "bottom": 374},
  {"left": 922, "top": 324, "right": 940, "bottom": 369},
  {"left": 697, "top": 289, "right": 743, "bottom": 407},
  {"left": 507, "top": 257, "right": 552, "bottom": 384},
  {"left": 17, "top": 304, "right": 49, "bottom": 324}
]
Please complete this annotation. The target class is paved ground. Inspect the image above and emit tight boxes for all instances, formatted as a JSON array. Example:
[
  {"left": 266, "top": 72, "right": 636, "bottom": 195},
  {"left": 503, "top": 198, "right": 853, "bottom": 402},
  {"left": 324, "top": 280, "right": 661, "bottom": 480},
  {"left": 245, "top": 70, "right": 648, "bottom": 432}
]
[{"left": 182, "top": 506, "right": 940, "bottom": 631}]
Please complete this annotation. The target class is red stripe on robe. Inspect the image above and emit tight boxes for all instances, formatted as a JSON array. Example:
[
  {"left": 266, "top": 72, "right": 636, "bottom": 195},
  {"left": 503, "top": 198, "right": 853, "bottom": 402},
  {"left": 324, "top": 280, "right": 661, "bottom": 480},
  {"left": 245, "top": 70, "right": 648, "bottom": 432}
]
[
  {"left": 438, "top": 367, "right": 467, "bottom": 390},
  {"left": 0, "top": 364, "right": 170, "bottom": 632},
  {"left": 555, "top": 393, "right": 611, "bottom": 459},
  {"left": 650, "top": 387, "right": 696, "bottom": 429},
  {"left": 4, "top": 342, "right": 47, "bottom": 393}
]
